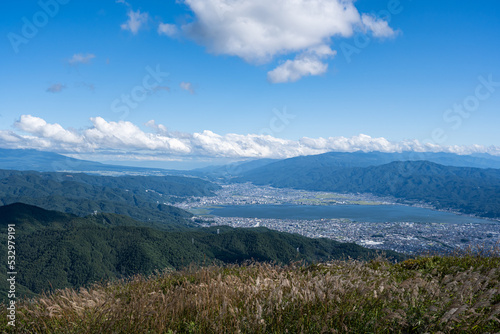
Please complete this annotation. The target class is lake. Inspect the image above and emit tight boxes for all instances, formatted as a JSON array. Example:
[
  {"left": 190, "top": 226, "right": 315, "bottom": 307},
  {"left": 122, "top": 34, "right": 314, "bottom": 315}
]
[{"left": 207, "top": 204, "right": 496, "bottom": 224}]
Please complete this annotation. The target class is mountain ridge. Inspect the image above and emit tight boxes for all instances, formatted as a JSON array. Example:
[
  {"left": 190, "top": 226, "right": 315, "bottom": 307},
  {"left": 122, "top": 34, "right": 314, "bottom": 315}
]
[
  {"left": 236, "top": 160, "right": 500, "bottom": 218},
  {"left": 0, "top": 169, "right": 220, "bottom": 229}
]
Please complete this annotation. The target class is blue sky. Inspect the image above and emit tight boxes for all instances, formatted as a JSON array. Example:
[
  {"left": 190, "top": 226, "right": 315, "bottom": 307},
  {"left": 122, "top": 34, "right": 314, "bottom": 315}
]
[{"left": 1, "top": 0, "right": 499, "bottom": 168}]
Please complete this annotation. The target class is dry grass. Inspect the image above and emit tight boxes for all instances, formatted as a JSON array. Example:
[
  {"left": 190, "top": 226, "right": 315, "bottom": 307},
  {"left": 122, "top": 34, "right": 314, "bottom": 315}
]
[{"left": 2, "top": 249, "right": 500, "bottom": 333}]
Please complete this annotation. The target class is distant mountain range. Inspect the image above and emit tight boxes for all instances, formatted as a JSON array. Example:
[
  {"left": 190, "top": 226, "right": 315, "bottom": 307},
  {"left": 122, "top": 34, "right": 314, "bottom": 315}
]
[
  {"left": 3, "top": 148, "right": 500, "bottom": 176},
  {"left": 234, "top": 151, "right": 500, "bottom": 179},
  {"left": 0, "top": 203, "right": 401, "bottom": 300},
  {"left": 0, "top": 148, "right": 190, "bottom": 176},
  {"left": 192, "top": 158, "right": 280, "bottom": 179},
  {"left": 235, "top": 158, "right": 500, "bottom": 218}
]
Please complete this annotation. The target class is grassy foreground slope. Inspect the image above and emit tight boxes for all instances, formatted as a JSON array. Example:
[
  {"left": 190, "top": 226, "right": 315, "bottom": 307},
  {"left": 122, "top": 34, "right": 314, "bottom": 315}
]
[{"left": 1, "top": 252, "right": 499, "bottom": 333}]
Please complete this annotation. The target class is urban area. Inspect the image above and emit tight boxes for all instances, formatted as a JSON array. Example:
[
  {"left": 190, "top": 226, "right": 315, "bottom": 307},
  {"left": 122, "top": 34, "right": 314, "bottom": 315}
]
[{"left": 173, "top": 183, "right": 500, "bottom": 255}]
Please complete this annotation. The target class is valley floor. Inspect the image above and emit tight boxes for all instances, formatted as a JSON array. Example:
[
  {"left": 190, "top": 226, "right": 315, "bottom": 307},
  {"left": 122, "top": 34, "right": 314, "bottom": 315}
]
[{"left": 199, "top": 216, "right": 500, "bottom": 255}]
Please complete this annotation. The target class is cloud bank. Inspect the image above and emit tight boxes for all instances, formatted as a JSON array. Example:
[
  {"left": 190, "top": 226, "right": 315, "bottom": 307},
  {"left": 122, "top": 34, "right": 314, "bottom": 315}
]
[{"left": 1, "top": 115, "right": 498, "bottom": 160}]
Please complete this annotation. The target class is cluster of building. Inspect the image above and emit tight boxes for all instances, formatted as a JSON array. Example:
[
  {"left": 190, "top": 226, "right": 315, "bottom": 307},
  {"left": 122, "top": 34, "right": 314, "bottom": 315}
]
[
  {"left": 196, "top": 216, "right": 500, "bottom": 255},
  {"left": 174, "top": 183, "right": 391, "bottom": 209}
]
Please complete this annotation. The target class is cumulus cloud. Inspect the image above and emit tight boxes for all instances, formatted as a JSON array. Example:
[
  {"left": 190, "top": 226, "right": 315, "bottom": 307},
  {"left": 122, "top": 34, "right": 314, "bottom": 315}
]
[
  {"left": 361, "top": 14, "right": 397, "bottom": 38},
  {"left": 1, "top": 115, "right": 499, "bottom": 159},
  {"left": 180, "top": 82, "right": 195, "bottom": 94},
  {"left": 145, "top": 119, "right": 168, "bottom": 134},
  {"left": 267, "top": 46, "right": 336, "bottom": 83},
  {"left": 83, "top": 117, "right": 191, "bottom": 153},
  {"left": 158, "top": 23, "right": 178, "bottom": 37},
  {"left": 14, "top": 115, "right": 82, "bottom": 144},
  {"left": 121, "top": 10, "right": 149, "bottom": 34},
  {"left": 0, "top": 130, "right": 23, "bottom": 144},
  {"left": 46, "top": 83, "right": 66, "bottom": 93},
  {"left": 174, "top": 0, "right": 396, "bottom": 82},
  {"left": 68, "top": 53, "right": 95, "bottom": 65},
  {"left": 268, "top": 58, "right": 327, "bottom": 83},
  {"left": 182, "top": 0, "right": 364, "bottom": 63}
]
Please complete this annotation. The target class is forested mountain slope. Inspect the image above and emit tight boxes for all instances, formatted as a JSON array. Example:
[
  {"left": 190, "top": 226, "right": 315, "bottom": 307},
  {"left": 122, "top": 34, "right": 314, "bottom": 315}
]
[{"left": 0, "top": 169, "right": 220, "bottom": 227}]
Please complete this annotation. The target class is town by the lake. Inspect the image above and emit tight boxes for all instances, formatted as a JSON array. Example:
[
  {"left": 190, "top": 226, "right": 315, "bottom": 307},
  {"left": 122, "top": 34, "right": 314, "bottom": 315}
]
[{"left": 172, "top": 183, "right": 500, "bottom": 255}]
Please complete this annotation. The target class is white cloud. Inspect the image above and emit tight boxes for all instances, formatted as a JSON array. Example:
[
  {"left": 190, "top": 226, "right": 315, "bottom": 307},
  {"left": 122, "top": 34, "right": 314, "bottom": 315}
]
[
  {"left": 158, "top": 23, "right": 178, "bottom": 37},
  {"left": 2, "top": 115, "right": 499, "bottom": 159},
  {"left": 307, "top": 44, "right": 338, "bottom": 58},
  {"left": 182, "top": 0, "right": 364, "bottom": 63},
  {"left": 14, "top": 115, "right": 82, "bottom": 144},
  {"left": 268, "top": 58, "right": 327, "bottom": 83},
  {"left": 177, "top": 0, "right": 396, "bottom": 82},
  {"left": 83, "top": 117, "right": 191, "bottom": 153},
  {"left": 267, "top": 46, "right": 336, "bottom": 83},
  {"left": 46, "top": 83, "right": 66, "bottom": 93},
  {"left": 0, "top": 130, "right": 23, "bottom": 144},
  {"left": 361, "top": 14, "right": 397, "bottom": 38},
  {"left": 121, "top": 10, "right": 149, "bottom": 34},
  {"left": 145, "top": 119, "right": 168, "bottom": 134},
  {"left": 180, "top": 82, "right": 195, "bottom": 94},
  {"left": 68, "top": 53, "right": 95, "bottom": 65}
]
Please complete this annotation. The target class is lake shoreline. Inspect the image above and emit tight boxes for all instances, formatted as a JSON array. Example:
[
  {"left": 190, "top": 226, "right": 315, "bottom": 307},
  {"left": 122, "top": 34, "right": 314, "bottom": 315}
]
[{"left": 195, "top": 203, "right": 499, "bottom": 225}]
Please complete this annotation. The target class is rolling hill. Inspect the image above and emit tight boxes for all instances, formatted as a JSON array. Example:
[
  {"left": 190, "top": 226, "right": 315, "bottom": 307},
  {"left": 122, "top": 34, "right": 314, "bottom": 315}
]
[{"left": 0, "top": 169, "right": 220, "bottom": 228}]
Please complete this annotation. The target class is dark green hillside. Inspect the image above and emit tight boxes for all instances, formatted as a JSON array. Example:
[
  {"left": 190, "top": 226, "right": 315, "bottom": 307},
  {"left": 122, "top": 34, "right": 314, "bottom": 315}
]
[
  {"left": 0, "top": 202, "right": 179, "bottom": 232},
  {"left": 0, "top": 169, "right": 219, "bottom": 199},
  {"left": 0, "top": 169, "right": 219, "bottom": 227},
  {"left": 0, "top": 203, "right": 402, "bottom": 300},
  {"left": 0, "top": 202, "right": 75, "bottom": 232},
  {"left": 238, "top": 160, "right": 500, "bottom": 218},
  {"left": 195, "top": 226, "right": 380, "bottom": 263},
  {"left": 1, "top": 196, "right": 194, "bottom": 229}
]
